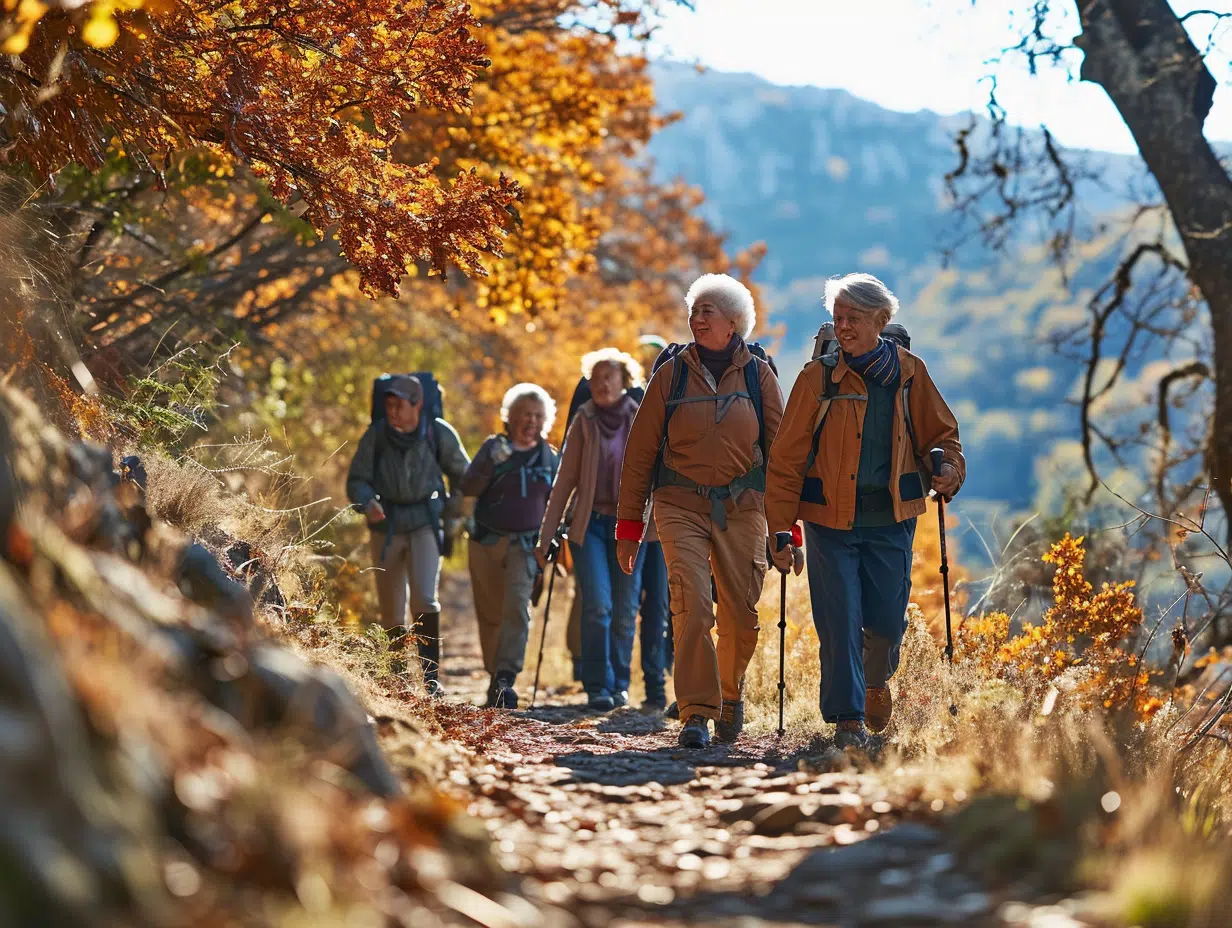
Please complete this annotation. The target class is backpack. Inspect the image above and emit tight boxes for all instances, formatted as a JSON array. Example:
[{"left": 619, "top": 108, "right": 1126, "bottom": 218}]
[{"left": 650, "top": 341, "right": 775, "bottom": 486}]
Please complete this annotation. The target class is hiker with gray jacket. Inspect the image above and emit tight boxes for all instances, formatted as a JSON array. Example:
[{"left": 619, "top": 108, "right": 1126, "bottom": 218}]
[{"left": 347, "top": 374, "right": 470, "bottom": 696}]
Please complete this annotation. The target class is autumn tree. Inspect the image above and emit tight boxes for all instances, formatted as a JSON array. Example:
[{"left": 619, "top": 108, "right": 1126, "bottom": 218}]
[
  {"left": 947, "top": 2, "right": 1230, "bottom": 536},
  {"left": 0, "top": 0, "right": 525, "bottom": 396}
]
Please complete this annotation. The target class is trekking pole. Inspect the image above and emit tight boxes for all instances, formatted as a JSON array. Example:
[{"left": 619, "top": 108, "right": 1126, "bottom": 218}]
[
  {"left": 530, "top": 535, "right": 561, "bottom": 710},
  {"left": 929, "top": 449, "right": 958, "bottom": 717},
  {"left": 774, "top": 531, "right": 793, "bottom": 737}
]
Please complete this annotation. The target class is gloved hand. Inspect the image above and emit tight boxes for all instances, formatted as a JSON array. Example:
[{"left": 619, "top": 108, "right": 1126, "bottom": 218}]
[
  {"left": 490, "top": 435, "right": 513, "bottom": 466},
  {"left": 771, "top": 542, "right": 795, "bottom": 574}
]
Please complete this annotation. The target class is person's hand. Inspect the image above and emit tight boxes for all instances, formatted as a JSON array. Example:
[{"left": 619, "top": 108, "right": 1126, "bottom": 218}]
[
  {"left": 490, "top": 435, "right": 513, "bottom": 466},
  {"left": 771, "top": 541, "right": 795, "bottom": 574},
  {"left": 365, "top": 499, "right": 386, "bottom": 523},
  {"left": 792, "top": 545, "right": 805, "bottom": 576},
  {"left": 617, "top": 539, "right": 640, "bottom": 575},
  {"left": 931, "top": 463, "right": 960, "bottom": 501}
]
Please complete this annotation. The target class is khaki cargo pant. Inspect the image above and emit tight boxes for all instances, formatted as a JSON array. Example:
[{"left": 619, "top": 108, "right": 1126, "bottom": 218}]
[
  {"left": 468, "top": 534, "right": 537, "bottom": 678},
  {"left": 655, "top": 501, "right": 767, "bottom": 722},
  {"left": 368, "top": 527, "right": 442, "bottom": 630}
]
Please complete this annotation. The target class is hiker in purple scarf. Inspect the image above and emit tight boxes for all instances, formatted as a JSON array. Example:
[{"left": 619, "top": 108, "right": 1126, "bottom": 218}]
[{"left": 538, "top": 348, "right": 649, "bottom": 711}]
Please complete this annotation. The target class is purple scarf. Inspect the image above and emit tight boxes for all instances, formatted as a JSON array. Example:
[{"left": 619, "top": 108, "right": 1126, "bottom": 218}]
[{"left": 593, "top": 394, "right": 637, "bottom": 507}]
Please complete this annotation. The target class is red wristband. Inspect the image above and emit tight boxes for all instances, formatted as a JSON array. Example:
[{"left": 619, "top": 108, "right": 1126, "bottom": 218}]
[{"left": 615, "top": 519, "right": 645, "bottom": 542}]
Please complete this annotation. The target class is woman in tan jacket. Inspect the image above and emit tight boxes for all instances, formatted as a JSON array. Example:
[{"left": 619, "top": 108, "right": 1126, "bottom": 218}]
[
  {"left": 538, "top": 349, "right": 646, "bottom": 711},
  {"left": 616, "top": 274, "right": 784, "bottom": 749}
]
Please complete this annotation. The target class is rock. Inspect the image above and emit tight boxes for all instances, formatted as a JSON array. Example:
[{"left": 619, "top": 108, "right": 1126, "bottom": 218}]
[
  {"left": 176, "top": 543, "right": 254, "bottom": 626},
  {"left": 166, "top": 628, "right": 398, "bottom": 797},
  {"left": 0, "top": 586, "right": 162, "bottom": 926},
  {"left": 751, "top": 801, "right": 809, "bottom": 835},
  {"left": 859, "top": 890, "right": 951, "bottom": 925},
  {"left": 880, "top": 822, "right": 944, "bottom": 848}
]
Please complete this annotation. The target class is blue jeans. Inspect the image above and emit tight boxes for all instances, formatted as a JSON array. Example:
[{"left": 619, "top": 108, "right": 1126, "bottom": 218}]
[
  {"left": 804, "top": 518, "right": 916, "bottom": 723},
  {"left": 638, "top": 541, "right": 670, "bottom": 699},
  {"left": 571, "top": 513, "right": 645, "bottom": 697}
]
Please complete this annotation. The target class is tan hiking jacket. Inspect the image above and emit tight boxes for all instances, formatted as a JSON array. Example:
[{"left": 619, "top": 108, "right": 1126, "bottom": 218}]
[
  {"left": 764, "top": 346, "right": 964, "bottom": 535},
  {"left": 617, "top": 341, "right": 784, "bottom": 539}
]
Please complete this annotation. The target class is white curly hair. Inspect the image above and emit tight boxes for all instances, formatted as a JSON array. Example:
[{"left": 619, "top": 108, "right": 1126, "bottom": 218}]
[
  {"left": 580, "top": 347, "right": 645, "bottom": 389},
  {"left": 824, "top": 273, "right": 900, "bottom": 326},
  {"left": 500, "top": 383, "right": 556, "bottom": 438},
  {"left": 685, "top": 273, "right": 756, "bottom": 340}
]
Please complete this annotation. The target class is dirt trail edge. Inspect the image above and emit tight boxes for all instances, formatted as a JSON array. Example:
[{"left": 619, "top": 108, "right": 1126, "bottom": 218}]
[{"left": 404, "top": 574, "right": 1089, "bottom": 928}]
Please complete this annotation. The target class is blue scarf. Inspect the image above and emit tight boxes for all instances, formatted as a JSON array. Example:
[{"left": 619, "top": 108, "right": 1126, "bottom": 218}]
[{"left": 844, "top": 337, "right": 901, "bottom": 388}]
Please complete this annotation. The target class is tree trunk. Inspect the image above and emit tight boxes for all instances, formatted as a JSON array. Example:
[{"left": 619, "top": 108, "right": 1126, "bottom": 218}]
[{"left": 1073, "top": 0, "right": 1232, "bottom": 535}]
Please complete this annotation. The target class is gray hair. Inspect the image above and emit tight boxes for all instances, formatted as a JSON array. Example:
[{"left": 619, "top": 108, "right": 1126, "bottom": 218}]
[
  {"left": 500, "top": 382, "right": 556, "bottom": 438},
  {"left": 685, "top": 273, "right": 756, "bottom": 340},
  {"left": 581, "top": 347, "right": 644, "bottom": 389},
  {"left": 824, "top": 273, "right": 900, "bottom": 325}
]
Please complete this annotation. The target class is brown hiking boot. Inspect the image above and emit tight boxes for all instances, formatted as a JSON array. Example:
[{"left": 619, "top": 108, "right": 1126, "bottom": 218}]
[
  {"left": 865, "top": 686, "right": 892, "bottom": 733},
  {"left": 834, "top": 720, "right": 869, "bottom": 751}
]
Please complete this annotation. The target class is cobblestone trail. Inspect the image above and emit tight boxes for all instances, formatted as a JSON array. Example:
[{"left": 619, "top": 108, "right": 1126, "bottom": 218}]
[{"left": 409, "top": 576, "right": 1094, "bottom": 928}]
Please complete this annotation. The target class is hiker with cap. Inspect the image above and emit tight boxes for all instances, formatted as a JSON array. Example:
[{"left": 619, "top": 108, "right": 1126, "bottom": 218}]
[
  {"left": 539, "top": 348, "right": 648, "bottom": 711},
  {"left": 347, "top": 374, "right": 470, "bottom": 696},
  {"left": 563, "top": 334, "right": 670, "bottom": 690},
  {"left": 764, "top": 273, "right": 964, "bottom": 749},
  {"left": 461, "top": 383, "right": 560, "bottom": 710},
  {"left": 616, "top": 275, "right": 784, "bottom": 748}
]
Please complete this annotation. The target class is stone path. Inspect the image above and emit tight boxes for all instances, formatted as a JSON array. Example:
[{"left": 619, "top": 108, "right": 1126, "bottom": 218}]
[{"left": 409, "top": 574, "right": 1096, "bottom": 928}]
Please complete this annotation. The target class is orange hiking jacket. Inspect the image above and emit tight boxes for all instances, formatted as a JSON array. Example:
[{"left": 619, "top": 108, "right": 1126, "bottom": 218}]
[
  {"left": 617, "top": 341, "right": 784, "bottom": 540},
  {"left": 764, "top": 346, "right": 964, "bottom": 535}
]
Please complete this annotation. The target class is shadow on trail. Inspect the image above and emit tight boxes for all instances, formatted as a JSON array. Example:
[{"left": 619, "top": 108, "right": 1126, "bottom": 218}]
[{"left": 552, "top": 732, "right": 863, "bottom": 787}]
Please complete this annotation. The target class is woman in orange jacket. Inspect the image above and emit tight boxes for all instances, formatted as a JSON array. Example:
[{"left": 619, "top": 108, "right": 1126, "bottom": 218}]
[{"left": 764, "top": 273, "right": 964, "bottom": 750}]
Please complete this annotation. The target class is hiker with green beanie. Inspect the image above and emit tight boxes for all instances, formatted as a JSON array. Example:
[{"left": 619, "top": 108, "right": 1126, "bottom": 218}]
[{"left": 346, "top": 374, "right": 470, "bottom": 696}]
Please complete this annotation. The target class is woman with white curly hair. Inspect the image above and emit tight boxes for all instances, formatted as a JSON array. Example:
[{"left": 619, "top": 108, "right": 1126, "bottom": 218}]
[
  {"left": 616, "top": 273, "right": 785, "bottom": 748},
  {"left": 538, "top": 348, "right": 647, "bottom": 711},
  {"left": 462, "top": 383, "right": 560, "bottom": 709}
]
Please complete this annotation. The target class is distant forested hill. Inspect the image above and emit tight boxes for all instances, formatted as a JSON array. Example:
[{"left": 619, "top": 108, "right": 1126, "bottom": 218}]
[{"left": 648, "top": 63, "right": 1164, "bottom": 512}]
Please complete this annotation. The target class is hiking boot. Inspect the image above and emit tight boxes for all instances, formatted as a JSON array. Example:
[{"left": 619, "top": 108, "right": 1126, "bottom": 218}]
[
  {"left": 865, "top": 686, "right": 893, "bottom": 733},
  {"left": 587, "top": 692, "right": 615, "bottom": 712},
  {"left": 414, "top": 612, "right": 442, "bottom": 690},
  {"left": 714, "top": 699, "right": 744, "bottom": 744},
  {"left": 612, "top": 690, "right": 629, "bottom": 709},
  {"left": 492, "top": 674, "right": 518, "bottom": 710},
  {"left": 643, "top": 691, "right": 668, "bottom": 712},
  {"left": 678, "top": 715, "right": 711, "bottom": 749},
  {"left": 664, "top": 700, "right": 680, "bottom": 720},
  {"left": 834, "top": 720, "right": 870, "bottom": 751}
]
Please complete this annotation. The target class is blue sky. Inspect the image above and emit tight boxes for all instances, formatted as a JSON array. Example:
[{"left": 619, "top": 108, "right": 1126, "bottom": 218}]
[{"left": 650, "top": 0, "right": 1232, "bottom": 155}]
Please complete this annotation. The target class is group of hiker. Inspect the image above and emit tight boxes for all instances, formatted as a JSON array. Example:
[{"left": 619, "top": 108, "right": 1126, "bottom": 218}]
[{"left": 346, "top": 271, "right": 964, "bottom": 750}]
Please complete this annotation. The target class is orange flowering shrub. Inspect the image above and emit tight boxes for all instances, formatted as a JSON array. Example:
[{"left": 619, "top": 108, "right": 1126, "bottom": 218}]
[{"left": 957, "top": 534, "right": 1155, "bottom": 717}]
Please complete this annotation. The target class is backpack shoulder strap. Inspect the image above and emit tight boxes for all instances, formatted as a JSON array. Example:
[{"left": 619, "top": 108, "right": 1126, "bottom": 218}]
[
  {"left": 805, "top": 357, "right": 842, "bottom": 474},
  {"left": 744, "top": 357, "right": 765, "bottom": 462},
  {"left": 652, "top": 354, "right": 690, "bottom": 483}
]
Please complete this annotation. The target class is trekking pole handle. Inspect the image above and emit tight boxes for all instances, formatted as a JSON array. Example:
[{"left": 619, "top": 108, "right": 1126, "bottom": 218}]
[
  {"left": 928, "top": 448, "right": 945, "bottom": 500},
  {"left": 774, "top": 532, "right": 793, "bottom": 552}
]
